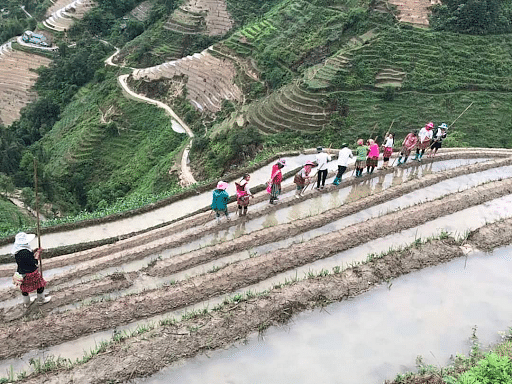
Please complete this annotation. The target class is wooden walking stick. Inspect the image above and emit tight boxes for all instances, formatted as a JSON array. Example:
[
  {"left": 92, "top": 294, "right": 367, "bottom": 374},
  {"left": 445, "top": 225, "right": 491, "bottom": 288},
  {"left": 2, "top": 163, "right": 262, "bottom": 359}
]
[
  {"left": 33, "top": 158, "right": 43, "bottom": 278},
  {"left": 449, "top": 102, "right": 474, "bottom": 129}
]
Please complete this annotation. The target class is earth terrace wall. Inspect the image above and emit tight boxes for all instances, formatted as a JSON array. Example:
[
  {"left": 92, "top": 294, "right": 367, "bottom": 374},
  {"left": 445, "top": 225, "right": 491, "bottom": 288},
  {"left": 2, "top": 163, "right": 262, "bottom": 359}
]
[
  {"left": 0, "top": 149, "right": 509, "bottom": 265},
  {"left": 2, "top": 177, "right": 512, "bottom": 360},
  {"left": 0, "top": 150, "right": 509, "bottom": 285}
]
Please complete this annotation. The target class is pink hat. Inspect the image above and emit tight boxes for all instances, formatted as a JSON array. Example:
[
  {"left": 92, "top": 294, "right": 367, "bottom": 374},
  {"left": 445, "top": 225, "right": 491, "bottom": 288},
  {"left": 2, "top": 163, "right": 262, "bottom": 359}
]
[
  {"left": 216, "top": 181, "right": 228, "bottom": 190},
  {"left": 305, "top": 160, "right": 315, "bottom": 166},
  {"left": 426, "top": 122, "right": 434, "bottom": 129},
  {"left": 278, "top": 159, "right": 286, "bottom": 166}
]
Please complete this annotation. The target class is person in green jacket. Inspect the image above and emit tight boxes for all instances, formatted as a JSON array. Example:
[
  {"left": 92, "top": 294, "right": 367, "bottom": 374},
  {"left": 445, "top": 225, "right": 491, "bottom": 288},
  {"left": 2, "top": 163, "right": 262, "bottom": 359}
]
[
  {"left": 355, "top": 139, "right": 369, "bottom": 177},
  {"left": 212, "top": 181, "right": 230, "bottom": 223}
]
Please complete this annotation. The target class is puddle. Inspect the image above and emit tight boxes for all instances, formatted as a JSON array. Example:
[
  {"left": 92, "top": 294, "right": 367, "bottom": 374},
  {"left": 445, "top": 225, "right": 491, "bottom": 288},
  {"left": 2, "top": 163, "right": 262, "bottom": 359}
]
[
  {"left": 2, "top": 193, "right": 512, "bottom": 377},
  {"left": 135, "top": 246, "right": 512, "bottom": 384}
]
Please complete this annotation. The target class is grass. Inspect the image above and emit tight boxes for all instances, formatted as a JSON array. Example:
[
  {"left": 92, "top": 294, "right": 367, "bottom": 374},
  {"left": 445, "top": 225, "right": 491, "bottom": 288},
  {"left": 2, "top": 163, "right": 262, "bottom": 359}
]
[{"left": 0, "top": 197, "right": 35, "bottom": 234}]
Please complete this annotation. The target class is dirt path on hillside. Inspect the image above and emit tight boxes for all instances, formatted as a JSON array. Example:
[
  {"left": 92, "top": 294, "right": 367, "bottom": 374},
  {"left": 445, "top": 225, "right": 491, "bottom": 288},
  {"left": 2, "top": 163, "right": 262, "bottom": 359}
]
[
  {"left": 16, "top": 217, "right": 512, "bottom": 384},
  {"left": 1, "top": 178, "right": 512, "bottom": 360}
]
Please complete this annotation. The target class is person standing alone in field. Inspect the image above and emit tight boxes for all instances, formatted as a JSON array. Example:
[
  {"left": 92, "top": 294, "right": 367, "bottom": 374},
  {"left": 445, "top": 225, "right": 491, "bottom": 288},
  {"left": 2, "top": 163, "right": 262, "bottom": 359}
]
[
  {"left": 333, "top": 143, "right": 353, "bottom": 185},
  {"left": 315, "top": 147, "right": 331, "bottom": 189},
  {"left": 12, "top": 232, "right": 51, "bottom": 307}
]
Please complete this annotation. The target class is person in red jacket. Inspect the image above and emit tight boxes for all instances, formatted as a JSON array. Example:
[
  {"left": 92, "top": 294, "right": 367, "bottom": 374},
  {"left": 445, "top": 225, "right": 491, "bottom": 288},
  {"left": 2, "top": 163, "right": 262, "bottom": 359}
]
[{"left": 397, "top": 131, "right": 418, "bottom": 165}]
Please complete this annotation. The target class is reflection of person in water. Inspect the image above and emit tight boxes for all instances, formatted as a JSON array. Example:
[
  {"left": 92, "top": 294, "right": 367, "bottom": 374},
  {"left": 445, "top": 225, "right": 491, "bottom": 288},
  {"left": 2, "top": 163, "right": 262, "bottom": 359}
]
[
  {"left": 233, "top": 219, "right": 247, "bottom": 238},
  {"left": 373, "top": 173, "right": 386, "bottom": 194},
  {"left": 262, "top": 210, "right": 279, "bottom": 229}
]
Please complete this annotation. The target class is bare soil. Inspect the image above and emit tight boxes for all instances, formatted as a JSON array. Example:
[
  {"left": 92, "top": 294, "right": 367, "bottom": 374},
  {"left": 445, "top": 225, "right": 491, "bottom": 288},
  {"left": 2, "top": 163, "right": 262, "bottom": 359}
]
[
  {"left": 16, "top": 216, "right": 512, "bottom": 384},
  {"left": 1, "top": 177, "right": 512, "bottom": 361}
]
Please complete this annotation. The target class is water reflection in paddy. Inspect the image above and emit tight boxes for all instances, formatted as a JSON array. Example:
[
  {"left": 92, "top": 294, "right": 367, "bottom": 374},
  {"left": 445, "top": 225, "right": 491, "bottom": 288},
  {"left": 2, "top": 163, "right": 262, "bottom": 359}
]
[{"left": 136, "top": 246, "right": 512, "bottom": 384}]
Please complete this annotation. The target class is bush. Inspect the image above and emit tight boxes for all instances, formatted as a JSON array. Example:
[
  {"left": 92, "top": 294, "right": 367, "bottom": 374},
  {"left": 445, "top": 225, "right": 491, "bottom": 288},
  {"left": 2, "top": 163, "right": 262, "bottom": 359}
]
[{"left": 451, "top": 353, "right": 512, "bottom": 383}]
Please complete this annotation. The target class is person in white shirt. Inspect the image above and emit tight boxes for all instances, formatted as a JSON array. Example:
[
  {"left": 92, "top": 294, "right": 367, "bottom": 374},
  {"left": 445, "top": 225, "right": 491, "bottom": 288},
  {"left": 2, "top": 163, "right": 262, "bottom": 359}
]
[
  {"left": 414, "top": 122, "right": 434, "bottom": 161},
  {"left": 333, "top": 143, "right": 353, "bottom": 185},
  {"left": 381, "top": 133, "right": 395, "bottom": 169},
  {"left": 315, "top": 147, "right": 331, "bottom": 189}
]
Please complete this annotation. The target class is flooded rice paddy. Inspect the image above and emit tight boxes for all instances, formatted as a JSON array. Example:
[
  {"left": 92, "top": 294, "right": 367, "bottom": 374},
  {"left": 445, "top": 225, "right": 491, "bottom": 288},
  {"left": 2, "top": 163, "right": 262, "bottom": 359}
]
[{"left": 135, "top": 245, "right": 512, "bottom": 384}]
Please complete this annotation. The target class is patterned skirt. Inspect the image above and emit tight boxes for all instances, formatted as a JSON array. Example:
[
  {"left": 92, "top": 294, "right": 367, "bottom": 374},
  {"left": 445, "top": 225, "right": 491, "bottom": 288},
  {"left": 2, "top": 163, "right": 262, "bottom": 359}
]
[
  {"left": 383, "top": 147, "right": 393, "bottom": 159},
  {"left": 237, "top": 194, "right": 250, "bottom": 207},
  {"left": 355, "top": 159, "right": 366, "bottom": 168},
  {"left": 270, "top": 183, "right": 281, "bottom": 199},
  {"left": 401, "top": 146, "right": 413, "bottom": 156},
  {"left": 418, "top": 140, "right": 430, "bottom": 150},
  {"left": 366, "top": 157, "right": 378, "bottom": 167},
  {"left": 20, "top": 270, "right": 46, "bottom": 294}
]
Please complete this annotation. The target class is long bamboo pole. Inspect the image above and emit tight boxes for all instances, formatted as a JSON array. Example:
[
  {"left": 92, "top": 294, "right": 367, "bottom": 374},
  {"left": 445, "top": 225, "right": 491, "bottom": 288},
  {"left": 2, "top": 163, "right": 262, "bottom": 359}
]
[
  {"left": 449, "top": 102, "right": 474, "bottom": 129},
  {"left": 33, "top": 158, "right": 42, "bottom": 278}
]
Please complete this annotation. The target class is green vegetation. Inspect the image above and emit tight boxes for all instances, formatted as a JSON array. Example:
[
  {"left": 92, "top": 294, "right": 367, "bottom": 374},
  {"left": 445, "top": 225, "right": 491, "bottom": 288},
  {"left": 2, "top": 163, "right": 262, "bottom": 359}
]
[
  {"left": 36, "top": 72, "right": 186, "bottom": 214},
  {"left": 431, "top": 0, "right": 512, "bottom": 35},
  {"left": 0, "top": 0, "right": 43, "bottom": 44},
  {"left": 0, "top": 197, "right": 35, "bottom": 233}
]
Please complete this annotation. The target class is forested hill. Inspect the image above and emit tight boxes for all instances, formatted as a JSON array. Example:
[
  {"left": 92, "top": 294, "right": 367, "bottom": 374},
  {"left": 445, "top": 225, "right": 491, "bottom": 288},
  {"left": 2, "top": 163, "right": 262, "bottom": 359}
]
[{"left": 1, "top": 0, "right": 512, "bottom": 236}]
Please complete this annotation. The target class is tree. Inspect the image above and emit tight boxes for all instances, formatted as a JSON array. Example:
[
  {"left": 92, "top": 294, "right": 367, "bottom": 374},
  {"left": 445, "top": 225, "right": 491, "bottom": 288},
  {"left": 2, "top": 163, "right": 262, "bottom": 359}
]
[
  {"left": 431, "top": 0, "right": 512, "bottom": 34},
  {"left": 0, "top": 173, "right": 15, "bottom": 197}
]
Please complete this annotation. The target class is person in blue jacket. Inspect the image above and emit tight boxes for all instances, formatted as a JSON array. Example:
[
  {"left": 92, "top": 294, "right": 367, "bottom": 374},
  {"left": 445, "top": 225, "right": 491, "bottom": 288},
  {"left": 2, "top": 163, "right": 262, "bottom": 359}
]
[{"left": 211, "top": 181, "right": 230, "bottom": 223}]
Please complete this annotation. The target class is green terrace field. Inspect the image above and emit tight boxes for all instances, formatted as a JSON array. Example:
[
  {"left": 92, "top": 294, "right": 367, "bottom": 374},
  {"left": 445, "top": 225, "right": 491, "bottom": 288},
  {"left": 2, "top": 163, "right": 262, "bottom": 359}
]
[
  {"left": 0, "top": 197, "right": 35, "bottom": 233},
  {"left": 39, "top": 73, "right": 188, "bottom": 213},
  {"left": 331, "top": 28, "right": 512, "bottom": 92}
]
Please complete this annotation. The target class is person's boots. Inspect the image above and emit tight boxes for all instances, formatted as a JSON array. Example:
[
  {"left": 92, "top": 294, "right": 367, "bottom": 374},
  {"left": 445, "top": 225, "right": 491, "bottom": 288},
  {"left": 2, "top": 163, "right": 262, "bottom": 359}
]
[
  {"left": 243, "top": 207, "right": 248, "bottom": 216},
  {"left": 403, "top": 158, "right": 408, "bottom": 164},
  {"left": 418, "top": 152, "right": 424, "bottom": 161},
  {"left": 333, "top": 177, "right": 340, "bottom": 186},
  {"left": 413, "top": 153, "right": 419, "bottom": 161},
  {"left": 397, "top": 157, "right": 403, "bottom": 165},
  {"left": 37, "top": 292, "right": 51, "bottom": 305},
  {"left": 22, "top": 294, "right": 31, "bottom": 307},
  {"left": 238, "top": 207, "right": 243, "bottom": 216}
]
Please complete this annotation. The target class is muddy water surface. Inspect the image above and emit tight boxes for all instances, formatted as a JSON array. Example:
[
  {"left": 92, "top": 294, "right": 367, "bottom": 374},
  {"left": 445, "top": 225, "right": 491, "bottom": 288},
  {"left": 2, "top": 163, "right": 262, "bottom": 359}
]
[{"left": 135, "top": 246, "right": 512, "bottom": 384}]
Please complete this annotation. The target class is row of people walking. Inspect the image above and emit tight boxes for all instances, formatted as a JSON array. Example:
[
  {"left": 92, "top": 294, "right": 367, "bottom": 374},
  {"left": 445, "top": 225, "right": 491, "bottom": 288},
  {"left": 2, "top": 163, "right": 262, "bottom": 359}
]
[{"left": 212, "top": 122, "right": 448, "bottom": 220}]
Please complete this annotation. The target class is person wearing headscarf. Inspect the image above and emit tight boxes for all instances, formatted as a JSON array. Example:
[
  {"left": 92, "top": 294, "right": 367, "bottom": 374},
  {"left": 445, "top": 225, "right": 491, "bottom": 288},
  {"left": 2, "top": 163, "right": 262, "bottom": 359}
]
[
  {"left": 355, "top": 139, "right": 368, "bottom": 177},
  {"left": 366, "top": 139, "right": 379, "bottom": 174},
  {"left": 397, "top": 130, "right": 418, "bottom": 165},
  {"left": 428, "top": 123, "right": 448, "bottom": 158},
  {"left": 381, "top": 133, "right": 395, "bottom": 169},
  {"left": 235, "top": 174, "right": 253, "bottom": 216},
  {"left": 268, "top": 159, "right": 286, "bottom": 204},
  {"left": 415, "top": 121, "right": 434, "bottom": 161},
  {"left": 12, "top": 232, "right": 51, "bottom": 307},
  {"left": 315, "top": 147, "right": 331, "bottom": 189},
  {"left": 294, "top": 160, "right": 315, "bottom": 198},
  {"left": 333, "top": 143, "right": 353, "bottom": 185},
  {"left": 212, "top": 181, "right": 230, "bottom": 223}
]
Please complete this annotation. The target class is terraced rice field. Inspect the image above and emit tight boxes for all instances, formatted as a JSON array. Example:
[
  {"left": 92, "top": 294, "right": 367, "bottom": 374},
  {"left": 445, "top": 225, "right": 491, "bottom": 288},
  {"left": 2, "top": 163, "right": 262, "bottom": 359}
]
[
  {"left": 0, "top": 43, "right": 52, "bottom": 126},
  {"left": 388, "top": 0, "right": 441, "bottom": 27},
  {"left": 129, "top": 1, "right": 154, "bottom": 22},
  {"left": 1, "top": 148, "right": 512, "bottom": 383},
  {"left": 42, "top": 0, "right": 96, "bottom": 32},
  {"left": 131, "top": 47, "right": 243, "bottom": 112}
]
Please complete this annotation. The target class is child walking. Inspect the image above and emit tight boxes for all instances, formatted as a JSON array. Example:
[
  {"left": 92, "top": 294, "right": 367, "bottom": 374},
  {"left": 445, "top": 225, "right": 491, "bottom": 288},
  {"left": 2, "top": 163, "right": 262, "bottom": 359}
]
[{"left": 212, "top": 181, "right": 230, "bottom": 223}]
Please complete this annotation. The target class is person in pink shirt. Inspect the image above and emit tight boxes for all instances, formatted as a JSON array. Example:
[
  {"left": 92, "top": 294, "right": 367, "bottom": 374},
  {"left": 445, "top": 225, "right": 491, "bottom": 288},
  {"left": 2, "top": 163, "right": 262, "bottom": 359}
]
[
  {"left": 397, "top": 130, "right": 418, "bottom": 165},
  {"left": 366, "top": 139, "right": 379, "bottom": 174}
]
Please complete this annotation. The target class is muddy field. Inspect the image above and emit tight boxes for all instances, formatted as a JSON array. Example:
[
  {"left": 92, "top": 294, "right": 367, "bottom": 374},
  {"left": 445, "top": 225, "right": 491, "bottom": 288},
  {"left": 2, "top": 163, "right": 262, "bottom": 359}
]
[{"left": 1, "top": 149, "right": 512, "bottom": 383}]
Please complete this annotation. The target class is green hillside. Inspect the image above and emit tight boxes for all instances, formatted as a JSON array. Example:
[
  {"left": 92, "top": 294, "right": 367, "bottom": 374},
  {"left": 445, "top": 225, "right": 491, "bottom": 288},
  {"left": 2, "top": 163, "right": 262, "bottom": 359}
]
[
  {"left": 38, "top": 72, "right": 187, "bottom": 213},
  {"left": 1, "top": 0, "right": 512, "bottom": 234},
  {"left": 0, "top": 197, "right": 35, "bottom": 233}
]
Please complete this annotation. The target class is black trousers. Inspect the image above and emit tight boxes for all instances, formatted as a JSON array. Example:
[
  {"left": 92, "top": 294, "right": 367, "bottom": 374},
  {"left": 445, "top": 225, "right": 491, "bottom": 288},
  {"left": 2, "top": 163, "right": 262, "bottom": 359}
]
[
  {"left": 336, "top": 165, "right": 347, "bottom": 179},
  {"left": 317, "top": 169, "right": 328, "bottom": 187}
]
